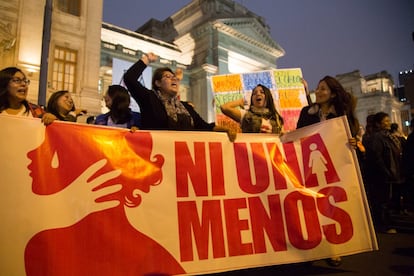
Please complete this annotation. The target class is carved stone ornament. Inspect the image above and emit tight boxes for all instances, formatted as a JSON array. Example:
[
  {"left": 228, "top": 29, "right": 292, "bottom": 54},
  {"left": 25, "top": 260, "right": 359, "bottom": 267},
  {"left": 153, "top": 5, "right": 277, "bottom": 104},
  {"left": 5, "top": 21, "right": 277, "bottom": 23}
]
[{"left": 0, "top": 21, "right": 16, "bottom": 51}]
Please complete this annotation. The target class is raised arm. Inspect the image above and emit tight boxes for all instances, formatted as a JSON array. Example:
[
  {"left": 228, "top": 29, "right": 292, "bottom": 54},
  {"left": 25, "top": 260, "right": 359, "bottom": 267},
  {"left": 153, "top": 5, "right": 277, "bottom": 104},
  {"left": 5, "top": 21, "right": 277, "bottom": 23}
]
[
  {"left": 123, "top": 53, "right": 158, "bottom": 104},
  {"left": 220, "top": 98, "right": 244, "bottom": 123}
]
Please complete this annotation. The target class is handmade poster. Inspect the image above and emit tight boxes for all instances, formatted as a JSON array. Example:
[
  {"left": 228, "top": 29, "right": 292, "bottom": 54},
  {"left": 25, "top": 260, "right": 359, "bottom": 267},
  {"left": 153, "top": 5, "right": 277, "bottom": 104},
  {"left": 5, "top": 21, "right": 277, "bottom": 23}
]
[{"left": 211, "top": 68, "right": 308, "bottom": 132}]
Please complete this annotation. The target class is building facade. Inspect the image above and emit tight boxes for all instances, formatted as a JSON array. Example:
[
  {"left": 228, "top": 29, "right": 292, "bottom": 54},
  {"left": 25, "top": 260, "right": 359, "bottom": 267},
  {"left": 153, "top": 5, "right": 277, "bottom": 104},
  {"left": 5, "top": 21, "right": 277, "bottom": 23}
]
[
  {"left": 336, "top": 70, "right": 411, "bottom": 135},
  {"left": 101, "top": 0, "right": 285, "bottom": 122},
  {"left": 397, "top": 69, "right": 414, "bottom": 116},
  {"left": 0, "top": 0, "right": 103, "bottom": 114}
]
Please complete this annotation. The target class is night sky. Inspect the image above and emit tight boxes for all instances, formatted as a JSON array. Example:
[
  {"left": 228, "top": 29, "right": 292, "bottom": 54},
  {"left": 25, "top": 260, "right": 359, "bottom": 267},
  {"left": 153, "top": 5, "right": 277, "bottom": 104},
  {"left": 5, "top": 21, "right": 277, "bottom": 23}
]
[{"left": 103, "top": 0, "right": 414, "bottom": 90}]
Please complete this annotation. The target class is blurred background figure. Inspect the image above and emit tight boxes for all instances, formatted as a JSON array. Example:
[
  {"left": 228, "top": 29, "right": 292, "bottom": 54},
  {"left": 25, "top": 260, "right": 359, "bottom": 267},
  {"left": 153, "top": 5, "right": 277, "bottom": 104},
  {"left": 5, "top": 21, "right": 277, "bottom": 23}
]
[
  {"left": 364, "top": 112, "right": 405, "bottom": 234},
  {"left": 95, "top": 84, "right": 141, "bottom": 131}
]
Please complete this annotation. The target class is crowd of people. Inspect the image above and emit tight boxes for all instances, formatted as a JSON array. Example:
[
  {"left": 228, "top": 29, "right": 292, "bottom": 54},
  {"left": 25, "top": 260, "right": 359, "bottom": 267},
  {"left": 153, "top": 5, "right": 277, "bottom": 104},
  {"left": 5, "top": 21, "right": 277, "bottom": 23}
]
[
  {"left": 1, "top": 53, "right": 414, "bottom": 269},
  {"left": 362, "top": 113, "right": 413, "bottom": 234}
]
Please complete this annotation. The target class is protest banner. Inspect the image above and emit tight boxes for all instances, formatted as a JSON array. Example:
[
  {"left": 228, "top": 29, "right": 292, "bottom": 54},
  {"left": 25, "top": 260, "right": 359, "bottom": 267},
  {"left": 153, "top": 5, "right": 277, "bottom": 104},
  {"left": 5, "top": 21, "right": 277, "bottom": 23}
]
[
  {"left": 0, "top": 115, "right": 377, "bottom": 275},
  {"left": 211, "top": 69, "right": 308, "bottom": 132}
]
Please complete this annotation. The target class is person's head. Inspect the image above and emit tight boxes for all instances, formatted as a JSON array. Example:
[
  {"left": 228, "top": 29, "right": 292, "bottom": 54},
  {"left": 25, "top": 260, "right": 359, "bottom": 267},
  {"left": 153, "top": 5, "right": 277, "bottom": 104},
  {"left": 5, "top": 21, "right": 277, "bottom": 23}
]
[
  {"left": 250, "top": 84, "right": 271, "bottom": 109},
  {"left": 0, "top": 67, "right": 30, "bottom": 112},
  {"left": 373, "top": 111, "right": 391, "bottom": 131},
  {"left": 105, "top": 85, "right": 132, "bottom": 123},
  {"left": 315, "top": 76, "right": 351, "bottom": 115},
  {"left": 105, "top": 85, "right": 130, "bottom": 110},
  {"left": 47, "top": 90, "right": 75, "bottom": 120},
  {"left": 152, "top": 67, "right": 179, "bottom": 97},
  {"left": 364, "top": 114, "right": 375, "bottom": 135},
  {"left": 249, "top": 84, "right": 283, "bottom": 122}
]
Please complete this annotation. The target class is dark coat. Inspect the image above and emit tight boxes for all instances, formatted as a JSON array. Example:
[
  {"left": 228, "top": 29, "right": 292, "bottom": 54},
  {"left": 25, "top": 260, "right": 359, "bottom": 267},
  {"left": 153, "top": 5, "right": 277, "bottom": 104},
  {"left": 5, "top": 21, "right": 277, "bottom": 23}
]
[
  {"left": 123, "top": 60, "right": 214, "bottom": 131},
  {"left": 95, "top": 111, "right": 141, "bottom": 129}
]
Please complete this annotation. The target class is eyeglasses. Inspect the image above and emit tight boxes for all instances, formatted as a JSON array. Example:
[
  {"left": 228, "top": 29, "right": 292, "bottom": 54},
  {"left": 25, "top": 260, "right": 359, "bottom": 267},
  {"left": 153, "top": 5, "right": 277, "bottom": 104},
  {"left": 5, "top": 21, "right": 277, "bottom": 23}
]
[
  {"left": 10, "top": 78, "right": 30, "bottom": 85},
  {"left": 162, "top": 74, "right": 177, "bottom": 80}
]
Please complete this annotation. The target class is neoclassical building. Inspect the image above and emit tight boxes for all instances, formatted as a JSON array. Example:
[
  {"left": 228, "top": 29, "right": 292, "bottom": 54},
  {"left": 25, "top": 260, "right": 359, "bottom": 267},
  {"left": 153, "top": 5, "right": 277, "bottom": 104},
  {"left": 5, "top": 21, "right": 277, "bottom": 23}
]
[
  {"left": 2, "top": 0, "right": 409, "bottom": 129},
  {"left": 336, "top": 70, "right": 411, "bottom": 135},
  {"left": 0, "top": 0, "right": 103, "bottom": 114},
  {"left": 100, "top": 0, "right": 285, "bottom": 122}
]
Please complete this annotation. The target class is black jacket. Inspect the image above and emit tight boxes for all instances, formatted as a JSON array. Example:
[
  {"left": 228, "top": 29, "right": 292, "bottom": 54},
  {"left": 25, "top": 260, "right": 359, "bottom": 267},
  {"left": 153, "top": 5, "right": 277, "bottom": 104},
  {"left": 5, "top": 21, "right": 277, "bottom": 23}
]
[{"left": 123, "top": 60, "right": 214, "bottom": 131}]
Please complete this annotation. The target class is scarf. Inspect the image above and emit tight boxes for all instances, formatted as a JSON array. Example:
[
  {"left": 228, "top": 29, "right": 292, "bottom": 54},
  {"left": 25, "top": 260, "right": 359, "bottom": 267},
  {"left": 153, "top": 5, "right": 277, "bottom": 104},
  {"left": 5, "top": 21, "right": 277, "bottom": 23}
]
[
  {"left": 241, "top": 106, "right": 282, "bottom": 134},
  {"left": 155, "top": 90, "right": 193, "bottom": 126},
  {"left": 383, "top": 130, "right": 401, "bottom": 151},
  {"left": 308, "top": 104, "right": 337, "bottom": 121}
]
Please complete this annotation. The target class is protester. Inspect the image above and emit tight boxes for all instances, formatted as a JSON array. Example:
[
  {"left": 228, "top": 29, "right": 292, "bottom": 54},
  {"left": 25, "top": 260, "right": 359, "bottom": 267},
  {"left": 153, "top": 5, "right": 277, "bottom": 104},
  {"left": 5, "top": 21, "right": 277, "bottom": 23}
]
[
  {"left": 123, "top": 52, "right": 236, "bottom": 141},
  {"left": 95, "top": 84, "right": 141, "bottom": 131},
  {"left": 391, "top": 123, "right": 406, "bottom": 138},
  {"left": 362, "top": 114, "right": 376, "bottom": 151},
  {"left": 42, "top": 90, "right": 85, "bottom": 124},
  {"left": 296, "top": 75, "right": 361, "bottom": 267},
  {"left": 364, "top": 112, "right": 405, "bottom": 234},
  {"left": 390, "top": 123, "right": 407, "bottom": 150},
  {"left": 361, "top": 114, "right": 376, "bottom": 195},
  {"left": 297, "top": 76, "right": 359, "bottom": 137},
  {"left": 0, "top": 67, "right": 45, "bottom": 118},
  {"left": 220, "top": 84, "right": 284, "bottom": 134}
]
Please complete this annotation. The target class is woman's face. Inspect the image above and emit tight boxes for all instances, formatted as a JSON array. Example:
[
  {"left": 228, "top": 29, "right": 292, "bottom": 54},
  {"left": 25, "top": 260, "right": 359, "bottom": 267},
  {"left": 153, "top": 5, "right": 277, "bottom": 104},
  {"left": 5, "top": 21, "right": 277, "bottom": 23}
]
[
  {"left": 57, "top": 92, "right": 74, "bottom": 115},
  {"left": 315, "top": 81, "right": 333, "bottom": 105},
  {"left": 251, "top": 86, "right": 266, "bottom": 108},
  {"left": 156, "top": 72, "right": 179, "bottom": 97},
  {"left": 7, "top": 71, "right": 29, "bottom": 104},
  {"left": 380, "top": 116, "right": 391, "bottom": 130}
]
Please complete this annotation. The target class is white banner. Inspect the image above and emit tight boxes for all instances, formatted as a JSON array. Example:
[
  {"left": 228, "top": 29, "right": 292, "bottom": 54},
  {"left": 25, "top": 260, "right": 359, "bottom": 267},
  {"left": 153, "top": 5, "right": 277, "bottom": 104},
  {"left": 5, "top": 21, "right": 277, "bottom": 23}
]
[{"left": 0, "top": 115, "right": 377, "bottom": 275}]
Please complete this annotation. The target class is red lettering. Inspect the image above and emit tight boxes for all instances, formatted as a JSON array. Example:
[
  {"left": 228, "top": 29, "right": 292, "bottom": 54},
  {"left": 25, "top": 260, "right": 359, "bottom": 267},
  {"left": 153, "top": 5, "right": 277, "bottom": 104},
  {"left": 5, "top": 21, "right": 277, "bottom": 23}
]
[
  {"left": 177, "top": 201, "right": 225, "bottom": 261},
  {"left": 248, "top": 195, "right": 287, "bottom": 253},
  {"left": 175, "top": 142, "right": 225, "bottom": 197},
  {"left": 317, "top": 186, "right": 353, "bottom": 244},
  {"left": 233, "top": 143, "right": 270, "bottom": 194},
  {"left": 284, "top": 191, "right": 322, "bottom": 249},
  {"left": 223, "top": 198, "right": 253, "bottom": 256},
  {"left": 209, "top": 142, "right": 225, "bottom": 196},
  {"left": 177, "top": 188, "right": 351, "bottom": 261}
]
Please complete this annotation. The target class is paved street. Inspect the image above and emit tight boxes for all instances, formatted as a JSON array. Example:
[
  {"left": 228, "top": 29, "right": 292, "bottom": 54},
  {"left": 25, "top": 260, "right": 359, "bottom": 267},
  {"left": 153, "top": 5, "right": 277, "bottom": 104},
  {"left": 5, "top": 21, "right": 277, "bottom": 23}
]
[{"left": 212, "top": 229, "right": 414, "bottom": 276}]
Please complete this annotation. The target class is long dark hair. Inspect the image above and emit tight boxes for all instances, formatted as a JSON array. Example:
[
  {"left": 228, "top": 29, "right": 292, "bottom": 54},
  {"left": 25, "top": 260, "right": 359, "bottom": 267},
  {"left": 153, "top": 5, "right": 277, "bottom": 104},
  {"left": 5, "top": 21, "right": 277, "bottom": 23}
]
[
  {"left": 320, "top": 76, "right": 359, "bottom": 136},
  {"left": 106, "top": 85, "right": 131, "bottom": 124},
  {"left": 249, "top": 84, "right": 284, "bottom": 125},
  {"left": 0, "top": 67, "right": 30, "bottom": 114},
  {"left": 46, "top": 90, "right": 76, "bottom": 121}
]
